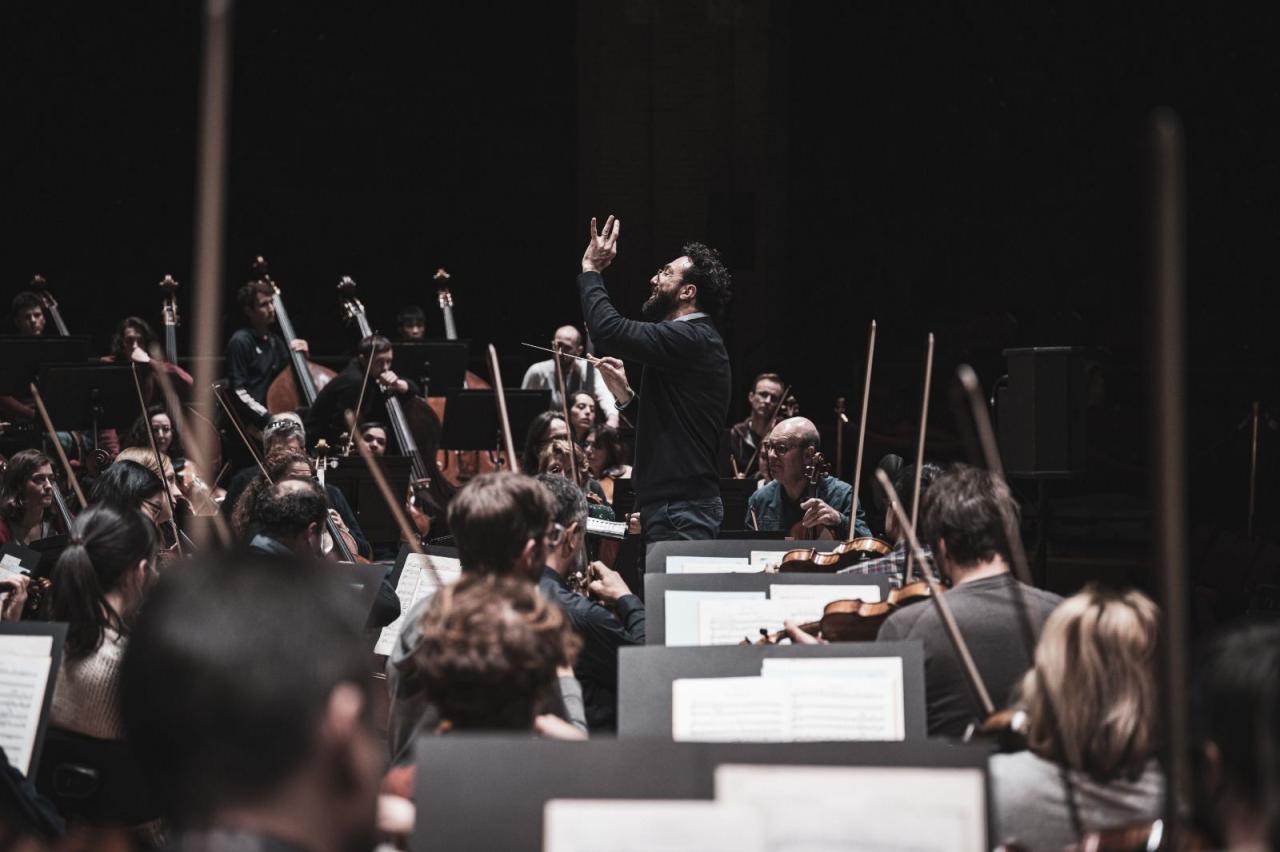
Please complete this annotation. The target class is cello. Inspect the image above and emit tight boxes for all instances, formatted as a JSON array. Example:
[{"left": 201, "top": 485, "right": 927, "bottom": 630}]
[
  {"left": 257, "top": 257, "right": 336, "bottom": 413},
  {"left": 157, "top": 275, "right": 224, "bottom": 497}
]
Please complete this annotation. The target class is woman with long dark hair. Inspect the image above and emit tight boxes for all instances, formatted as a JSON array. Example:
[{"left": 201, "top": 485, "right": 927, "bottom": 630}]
[
  {"left": 49, "top": 503, "right": 157, "bottom": 740},
  {"left": 522, "top": 411, "right": 570, "bottom": 475},
  {"left": 584, "top": 424, "right": 631, "bottom": 503},
  {"left": 0, "top": 449, "right": 63, "bottom": 545},
  {"left": 567, "top": 391, "right": 603, "bottom": 445}
]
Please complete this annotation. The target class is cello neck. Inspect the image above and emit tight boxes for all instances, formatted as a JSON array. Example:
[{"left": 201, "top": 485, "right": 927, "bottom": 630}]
[
  {"left": 160, "top": 275, "right": 180, "bottom": 364},
  {"left": 437, "top": 284, "right": 458, "bottom": 340},
  {"left": 271, "top": 284, "right": 318, "bottom": 405}
]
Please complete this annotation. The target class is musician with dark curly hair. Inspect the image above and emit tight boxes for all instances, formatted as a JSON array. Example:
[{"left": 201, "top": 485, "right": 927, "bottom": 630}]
[{"left": 578, "top": 215, "right": 733, "bottom": 542}]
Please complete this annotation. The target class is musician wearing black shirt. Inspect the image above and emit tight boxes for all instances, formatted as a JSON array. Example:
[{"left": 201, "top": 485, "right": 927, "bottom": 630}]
[
  {"left": 226, "top": 279, "right": 307, "bottom": 428},
  {"left": 578, "top": 215, "right": 732, "bottom": 542},
  {"left": 306, "top": 334, "right": 420, "bottom": 450}
]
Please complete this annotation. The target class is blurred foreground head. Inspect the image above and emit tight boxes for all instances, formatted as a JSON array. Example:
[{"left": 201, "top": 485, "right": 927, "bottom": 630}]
[{"left": 120, "top": 554, "right": 381, "bottom": 850}]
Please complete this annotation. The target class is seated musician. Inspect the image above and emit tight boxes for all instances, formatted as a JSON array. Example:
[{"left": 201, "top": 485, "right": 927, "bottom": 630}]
[
  {"left": 226, "top": 278, "right": 307, "bottom": 429},
  {"left": 834, "top": 462, "right": 942, "bottom": 587},
  {"left": 90, "top": 459, "right": 172, "bottom": 534},
  {"left": 0, "top": 571, "right": 30, "bottom": 621},
  {"left": 120, "top": 554, "right": 386, "bottom": 852},
  {"left": 0, "top": 449, "right": 64, "bottom": 545},
  {"left": 415, "top": 572, "right": 583, "bottom": 739},
  {"left": 11, "top": 291, "right": 46, "bottom": 336},
  {"left": 989, "top": 585, "right": 1163, "bottom": 848},
  {"left": 231, "top": 448, "right": 371, "bottom": 560},
  {"left": 397, "top": 304, "right": 428, "bottom": 340},
  {"left": 521, "top": 410, "right": 570, "bottom": 475},
  {"left": 536, "top": 473, "right": 643, "bottom": 732},
  {"left": 585, "top": 424, "right": 631, "bottom": 503},
  {"left": 1191, "top": 619, "right": 1280, "bottom": 849},
  {"left": 726, "top": 372, "right": 785, "bottom": 479},
  {"left": 876, "top": 464, "right": 1061, "bottom": 738},
  {"left": 521, "top": 324, "right": 619, "bottom": 427},
  {"left": 306, "top": 334, "right": 420, "bottom": 450},
  {"left": 49, "top": 504, "right": 156, "bottom": 741},
  {"left": 386, "top": 472, "right": 588, "bottom": 761},
  {"left": 744, "top": 417, "right": 870, "bottom": 538},
  {"left": 568, "top": 391, "right": 605, "bottom": 444},
  {"left": 101, "top": 316, "right": 194, "bottom": 384},
  {"left": 122, "top": 404, "right": 216, "bottom": 511},
  {"left": 359, "top": 420, "right": 438, "bottom": 545},
  {"left": 221, "top": 411, "right": 308, "bottom": 511}
]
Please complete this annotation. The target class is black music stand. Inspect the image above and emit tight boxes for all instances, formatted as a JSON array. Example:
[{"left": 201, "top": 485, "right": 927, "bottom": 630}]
[
  {"left": 719, "top": 477, "right": 759, "bottom": 530},
  {"left": 327, "top": 456, "right": 414, "bottom": 546},
  {"left": 35, "top": 364, "right": 138, "bottom": 433},
  {"left": 439, "top": 389, "right": 551, "bottom": 453},
  {"left": 391, "top": 341, "right": 470, "bottom": 394},
  {"left": 0, "top": 336, "right": 93, "bottom": 398}
]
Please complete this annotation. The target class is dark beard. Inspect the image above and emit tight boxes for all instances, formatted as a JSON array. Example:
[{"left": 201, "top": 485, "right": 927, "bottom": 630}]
[{"left": 641, "top": 288, "right": 678, "bottom": 321}]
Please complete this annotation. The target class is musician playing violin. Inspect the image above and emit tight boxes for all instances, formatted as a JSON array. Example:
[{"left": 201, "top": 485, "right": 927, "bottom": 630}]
[
  {"left": 306, "top": 334, "right": 419, "bottom": 450},
  {"left": 226, "top": 279, "right": 308, "bottom": 428},
  {"left": 745, "top": 417, "right": 870, "bottom": 539},
  {"left": 726, "top": 372, "right": 786, "bottom": 479}
]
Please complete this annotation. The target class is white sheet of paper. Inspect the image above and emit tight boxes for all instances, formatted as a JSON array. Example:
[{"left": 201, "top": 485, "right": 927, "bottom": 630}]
[
  {"left": 373, "top": 555, "right": 462, "bottom": 655},
  {"left": 666, "top": 556, "right": 754, "bottom": 574},
  {"left": 749, "top": 548, "right": 833, "bottom": 570},
  {"left": 544, "top": 799, "right": 764, "bottom": 852},
  {"left": 715, "top": 764, "right": 987, "bottom": 852},
  {"left": 665, "top": 590, "right": 764, "bottom": 646},
  {"left": 696, "top": 599, "right": 797, "bottom": 646},
  {"left": 0, "top": 553, "right": 25, "bottom": 571},
  {"left": 0, "top": 648, "right": 53, "bottom": 775},
  {"left": 762, "top": 657, "right": 906, "bottom": 741},
  {"left": 768, "top": 583, "right": 881, "bottom": 607},
  {"left": 0, "top": 635, "right": 53, "bottom": 656},
  {"left": 672, "top": 677, "right": 792, "bottom": 741}
]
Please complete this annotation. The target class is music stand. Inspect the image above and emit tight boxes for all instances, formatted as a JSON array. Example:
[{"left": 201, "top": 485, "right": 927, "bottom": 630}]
[
  {"left": 327, "top": 456, "right": 414, "bottom": 546},
  {"left": 719, "top": 477, "right": 759, "bottom": 530},
  {"left": 439, "top": 388, "right": 551, "bottom": 453},
  {"left": 35, "top": 364, "right": 139, "bottom": 433},
  {"left": 0, "top": 336, "right": 93, "bottom": 398},
  {"left": 391, "top": 341, "right": 470, "bottom": 394}
]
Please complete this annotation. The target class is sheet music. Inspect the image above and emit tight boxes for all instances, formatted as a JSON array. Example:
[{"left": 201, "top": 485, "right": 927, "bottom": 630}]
[
  {"left": 373, "top": 554, "right": 462, "bottom": 655},
  {"left": 695, "top": 598, "right": 858, "bottom": 645},
  {"left": 715, "top": 765, "right": 987, "bottom": 852},
  {"left": 666, "top": 556, "right": 754, "bottom": 574},
  {"left": 665, "top": 590, "right": 764, "bottom": 646},
  {"left": 766, "top": 584, "right": 882, "bottom": 625},
  {"left": 672, "top": 677, "right": 792, "bottom": 741},
  {"left": 544, "top": 800, "right": 764, "bottom": 852},
  {"left": 762, "top": 658, "right": 905, "bottom": 741},
  {"left": 0, "top": 636, "right": 53, "bottom": 776}
]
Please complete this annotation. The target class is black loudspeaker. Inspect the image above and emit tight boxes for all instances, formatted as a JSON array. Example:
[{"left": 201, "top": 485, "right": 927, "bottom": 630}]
[{"left": 996, "top": 347, "right": 1091, "bottom": 478}]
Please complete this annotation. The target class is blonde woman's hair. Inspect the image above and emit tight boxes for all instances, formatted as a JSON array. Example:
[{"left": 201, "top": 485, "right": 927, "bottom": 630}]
[
  {"left": 537, "top": 438, "right": 589, "bottom": 481},
  {"left": 1016, "top": 583, "right": 1160, "bottom": 782}
]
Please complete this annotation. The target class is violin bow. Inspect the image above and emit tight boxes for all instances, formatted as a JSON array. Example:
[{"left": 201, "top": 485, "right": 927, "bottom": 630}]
[
  {"left": 847, "top": 320, "right": 877, "bottom": 544},
  {"left": 147, "top": 346, "right": 233, "bottom": 547},
  {"left": 551, "top": 343, "right": 582, "bottom": 487},
  {"left": 1149, "top": 109, "right": 1191, "bottom": 846},
  {"left": 877, "top": 469, "right": 995, "bottom": 718},
  {"left": 29, "top": 384, "right": 88, "bottom": 510},
  {"left": 343, "top": 341, "right": 380, "bottom": 456},
  {"left": 486, "top": 344, "right": 519, "bottom": 466},
  {"left": 903, "top": 333, "right": 934, "bottom": 582},
  {"left": 743, "top": 383, "right": 794, "bottom": 477},
  {"left": 129, "top": 363, "right": 186, "bottom": 557}
]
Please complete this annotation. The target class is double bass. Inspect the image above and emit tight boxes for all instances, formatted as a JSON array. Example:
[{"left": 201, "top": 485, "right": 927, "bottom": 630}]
[
  {"left": 431, "top": 270, "right": 502, "bottom": 484},
  {"left": 30, "top": 275, "right": 71, "bottom": 336},
  {"left": 158, "top": 274, "right": 224, "bottom": 494},
  {"left": 258, "top": 257, "right": 337, "bottom": 414},
  {"left": 337, "top": 276, "right": 446, "bottom": 528}
]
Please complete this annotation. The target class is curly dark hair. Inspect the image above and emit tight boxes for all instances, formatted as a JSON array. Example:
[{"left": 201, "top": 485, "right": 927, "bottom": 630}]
[
  {"left": 110, "top": 316, "right": 158, "bottom": 361},
  {"left": 681, "top": 241, "right": 732, "bottom": 322},
  {"left": 236, "top": 279, "right": 275, "bottom": 311},
  {"left": 414, "top": 573, "right": 579, "bottom": 730}
]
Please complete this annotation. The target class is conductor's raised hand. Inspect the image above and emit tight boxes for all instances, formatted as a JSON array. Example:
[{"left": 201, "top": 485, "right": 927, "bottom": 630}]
[
  {"left": 594, "top": 356, "right": 633, "bottom": 405},
  {"left": 582, "top": 215, "right": 621, "bottom": 274}
]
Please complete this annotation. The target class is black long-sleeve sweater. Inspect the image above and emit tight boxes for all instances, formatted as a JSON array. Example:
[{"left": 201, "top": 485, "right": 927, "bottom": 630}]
[{"left": 578, "top": 271, "right": 730, "bottom": 506}]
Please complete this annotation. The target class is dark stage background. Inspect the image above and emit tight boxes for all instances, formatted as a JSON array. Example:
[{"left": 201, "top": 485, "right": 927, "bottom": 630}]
[{"left": 5, "top": 2, "right": 1280, "bottom": 604}]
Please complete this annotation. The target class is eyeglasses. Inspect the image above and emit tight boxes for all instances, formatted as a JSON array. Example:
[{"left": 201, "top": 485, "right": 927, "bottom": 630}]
[
  {"left": 543, "top": 522, "right": 565, "bottom": 547},
  {"left": 762, "top": 441, "right": 797, "bottom": 457}
]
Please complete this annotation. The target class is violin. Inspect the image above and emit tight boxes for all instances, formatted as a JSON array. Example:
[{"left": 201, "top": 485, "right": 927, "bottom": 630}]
[
  {"left": 257, "top": 257, "right": 337, "bottom": 413},
  {"left": 786, "top": 449, "right": 836, "bottom": 541},
  {"left": 30, "top": 275, "right": 71, "bottom": 336},
  {"left": 775, "top": 449, "right": 893, "bottom": 572},
  {"left": 313, "top": 439, "right": 365, "bottom": 563},
  {"left": 750, "top": 580, "right": 932, "bottom": 645}
]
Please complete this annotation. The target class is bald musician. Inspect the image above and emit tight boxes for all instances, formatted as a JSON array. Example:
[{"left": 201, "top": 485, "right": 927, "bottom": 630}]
[
  {"left": 745, "top": 417, "right": 871, "bottom": 539},
  {"left": 522, "top": 324, "right": 619, "bottom": 427},
  {"left": 580, "top": 215, "right": 732, "bottom": 542}
]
